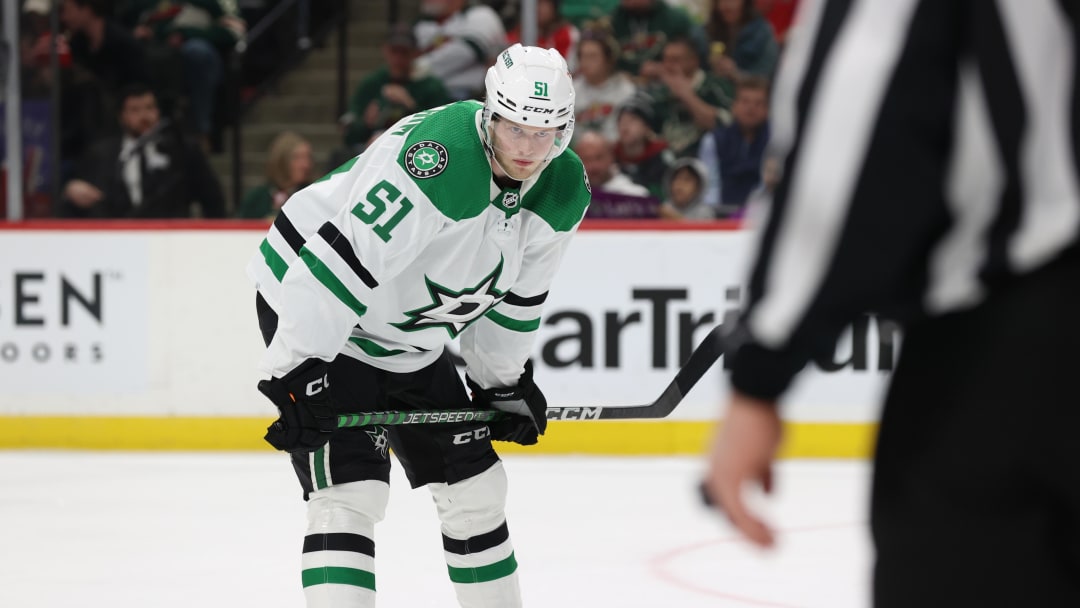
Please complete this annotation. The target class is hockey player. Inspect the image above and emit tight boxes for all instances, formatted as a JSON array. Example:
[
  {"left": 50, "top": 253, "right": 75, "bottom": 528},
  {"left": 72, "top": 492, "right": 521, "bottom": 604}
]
[{"left": 247, "top": 44, "right": 588, "bottom": 607}]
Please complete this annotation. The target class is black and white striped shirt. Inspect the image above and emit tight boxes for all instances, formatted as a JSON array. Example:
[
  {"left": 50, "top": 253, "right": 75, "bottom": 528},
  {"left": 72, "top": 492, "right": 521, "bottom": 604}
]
[{"left": 729, "top": 0, "right": 1080, "bottom": 399}]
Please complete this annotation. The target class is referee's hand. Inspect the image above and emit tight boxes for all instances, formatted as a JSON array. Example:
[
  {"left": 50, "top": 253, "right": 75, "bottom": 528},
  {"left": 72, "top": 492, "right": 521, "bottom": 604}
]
[{"left": 702, "top": 393, "right": 783, "bottom": 548}]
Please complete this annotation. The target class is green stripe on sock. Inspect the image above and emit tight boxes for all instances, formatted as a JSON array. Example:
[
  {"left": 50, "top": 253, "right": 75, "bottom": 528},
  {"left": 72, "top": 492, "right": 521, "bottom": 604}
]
[
  {"left": 260, "top": 239, "right": 289, "bottom": 282},
  {"left": 313, "top": 447, "right": 328, "bottom": 489},
  {"left": 484, "top": 310, "right": 540, "bottom": 332},
  {"left": 300, "top": 247, "right": 368, "bottom": 318},
  {"left": 447, "top": 552, "right": 518, "bottom": 584},
  {"left": 301, "top": 566, "right": 375, "bottom": 590},
  {"left": 348, "top": 337, "right": 406, "bottom": 357}
]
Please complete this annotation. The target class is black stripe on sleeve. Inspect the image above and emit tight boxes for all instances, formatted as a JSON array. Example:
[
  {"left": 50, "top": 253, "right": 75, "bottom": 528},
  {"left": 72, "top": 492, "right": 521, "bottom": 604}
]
[
  {"left": 746, "top": 0, "right": 857, "bottom": 308},
  {"left": 303, "top": 533, "right": 375, "bottom": 557},
  {"left": 502, "top": 291, "right": 548, "bottom": 307},
  {"left": 734, "top": 0, "right": 959, "bottom": 400},
  {"left": 441, "top": 521, "right": 509, "bottom": 555},
  {"left": 317, "top": 222, "right": 379, "bottom": 289},
  {"left": 973, "top": 1, "right": 1027, "bottom": 288},
  {"left": 273, "top": 211, "right": 305, "bottom": 255}
]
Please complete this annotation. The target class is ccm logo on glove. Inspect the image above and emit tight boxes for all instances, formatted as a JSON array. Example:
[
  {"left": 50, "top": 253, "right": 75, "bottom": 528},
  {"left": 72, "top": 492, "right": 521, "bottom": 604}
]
[
  {"left": 259, "top": 359, "right": 337, "bottom": 453},
  {"left": 305, "top": 375, "right": 329, "bottom": 397}
]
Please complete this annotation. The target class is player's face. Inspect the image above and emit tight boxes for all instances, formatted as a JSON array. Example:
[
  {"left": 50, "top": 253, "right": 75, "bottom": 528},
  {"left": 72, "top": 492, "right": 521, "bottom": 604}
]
[{"left": 489, "top": 118, "right": 562, "bottom": 181}]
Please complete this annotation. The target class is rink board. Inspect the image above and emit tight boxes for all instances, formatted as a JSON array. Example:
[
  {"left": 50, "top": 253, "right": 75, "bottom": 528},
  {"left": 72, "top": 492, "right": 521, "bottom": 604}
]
[{"left": 0, "top": 221, "right": 891, "bottom": 456}]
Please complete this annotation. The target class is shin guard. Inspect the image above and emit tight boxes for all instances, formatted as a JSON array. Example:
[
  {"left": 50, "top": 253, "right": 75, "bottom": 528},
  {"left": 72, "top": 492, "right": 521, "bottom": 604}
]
[
  {"left": 301, "top": 480, "right": 389, "bottom": 608},
  {"left": 429, "top": 461, "right": 522, "bottom": 608}
]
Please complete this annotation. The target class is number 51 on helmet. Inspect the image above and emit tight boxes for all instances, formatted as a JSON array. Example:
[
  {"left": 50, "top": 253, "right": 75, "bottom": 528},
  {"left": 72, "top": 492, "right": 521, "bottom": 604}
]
[{"left": 482, "top": 44, "right": 576, "bottom": 178}]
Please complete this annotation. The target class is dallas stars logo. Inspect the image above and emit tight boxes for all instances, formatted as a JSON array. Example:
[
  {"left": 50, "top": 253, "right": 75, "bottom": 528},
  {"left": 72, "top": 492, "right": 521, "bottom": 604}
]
[
  {"left": 392, "top": 259, "right": 506, "bottom": 338},
  {"left": 404, "top": 140, "right": 448, "bottom": 179},
  {"left": 365, "top": 427, "right": 388, "bottom": 458}
]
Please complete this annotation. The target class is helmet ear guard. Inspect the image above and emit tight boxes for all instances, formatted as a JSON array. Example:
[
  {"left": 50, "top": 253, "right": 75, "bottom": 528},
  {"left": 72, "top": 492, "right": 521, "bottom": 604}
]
[{"left": 482, "top": 44, "right": 576, "bottom": 174}]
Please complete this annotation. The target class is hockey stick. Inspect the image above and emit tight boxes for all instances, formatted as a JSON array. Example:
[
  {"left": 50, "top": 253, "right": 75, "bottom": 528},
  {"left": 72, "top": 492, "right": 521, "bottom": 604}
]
[{"left": 336, "top": 325, "right": 726, "bottom": 428}]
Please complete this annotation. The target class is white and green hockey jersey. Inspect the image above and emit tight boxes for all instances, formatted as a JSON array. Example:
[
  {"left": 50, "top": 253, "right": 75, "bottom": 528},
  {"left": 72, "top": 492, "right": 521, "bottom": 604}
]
[{"left": 248, "top": 100, "right": 591, "bottom": 390}]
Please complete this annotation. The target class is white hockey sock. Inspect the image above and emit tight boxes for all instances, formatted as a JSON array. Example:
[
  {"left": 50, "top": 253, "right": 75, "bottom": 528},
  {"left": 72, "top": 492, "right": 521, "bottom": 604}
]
[
  {"left": 301, "top": 480, "right": 389, "bottom": 608},
  {"left": 430, "top": 461, "right": 522, "bottom": 608}
]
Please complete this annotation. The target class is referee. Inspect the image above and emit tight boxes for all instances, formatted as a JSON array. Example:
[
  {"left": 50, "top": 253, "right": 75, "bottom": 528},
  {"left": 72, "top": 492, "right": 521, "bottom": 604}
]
[{"left": 704, "top": 0, "right": 1079, "bottom": 606}]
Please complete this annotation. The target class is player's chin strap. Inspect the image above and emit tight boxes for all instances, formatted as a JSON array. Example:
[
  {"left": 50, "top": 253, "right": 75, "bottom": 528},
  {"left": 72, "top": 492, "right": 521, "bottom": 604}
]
[{"left": 480, "top": 123, "right": 518, "bottom": 180}]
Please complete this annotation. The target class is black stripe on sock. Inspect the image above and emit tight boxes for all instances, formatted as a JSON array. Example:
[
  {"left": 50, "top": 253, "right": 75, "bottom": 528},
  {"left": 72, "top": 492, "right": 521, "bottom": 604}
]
[
  {"left": 442, "top": 521, "right": 509, "bottom": 555},
  {"left": 273, "top": 212, "right": 305, "bottom": 255},
  {"left": 503, "top": 291, "right": 547, "bottom": 307},
  {"left": 317, "top": 222, "right": 379, "bottom": 289},
  {"left": 302, "top": 533, "right": 375, "bottom": 558}
]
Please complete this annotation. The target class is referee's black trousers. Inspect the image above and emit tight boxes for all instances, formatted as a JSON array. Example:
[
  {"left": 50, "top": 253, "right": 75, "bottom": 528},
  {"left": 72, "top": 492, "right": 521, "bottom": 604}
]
[{"left": 871, "top": 251, "right": 1080, "bottom": 608}]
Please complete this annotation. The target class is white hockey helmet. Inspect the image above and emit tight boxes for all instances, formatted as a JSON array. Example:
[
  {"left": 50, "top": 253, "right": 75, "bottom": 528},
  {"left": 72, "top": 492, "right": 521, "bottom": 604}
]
[{"left": 482, "top": 44, "right": 576, "bottom": 176}]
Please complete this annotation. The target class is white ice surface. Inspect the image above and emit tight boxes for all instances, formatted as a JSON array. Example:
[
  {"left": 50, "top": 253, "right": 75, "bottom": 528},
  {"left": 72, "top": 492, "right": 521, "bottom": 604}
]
[{"left": 0, "top": 453, "right": 873, "bottom": 607}]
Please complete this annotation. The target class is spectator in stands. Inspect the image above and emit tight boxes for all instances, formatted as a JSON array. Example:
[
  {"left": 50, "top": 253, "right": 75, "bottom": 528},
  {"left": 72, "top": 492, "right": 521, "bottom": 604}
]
[
  {"left": 658, "top": 158, "right": 715, "bottom": 221},
  {"left": 59, "top": 84, "right": 225, "bottom": 218},
  {"left": 575, "top": 130, "right": 650, "bottom": 196},
  {"left": 62, "top": 0, "right": 151, "bottom": 96},
  {"left": 573, "top": 26, "right": 636, "bottom": 143},
  {"left": 413, "top": 0, "right": 507, "bottom": 100},
  {"left": 507, "top": 0, "right": 580, "bottom": 72},
  {"left": 707, "top": 0, "right": 779, "bottom": 79},
  {"left": 699, "top": 74, "right": 769, "bottom": 218},
  {"left": 643, "top": 36, "right": 732, "bottom": 157},
  {"left": 611, "top": 0, "right": 697, "bottom": 82},
  {"left": 340, "top": 23, "right": 453, "bottom": 152},
  {"left": 125, "top": 0, "right": 245, "bottom": 147},
  {"left": 613, "top": 97, "right": 674, "bottom": 198},
  {"left": 21, "top": 0, "right": 106, "bottom": 181},
  {"left": 236, "top": 131, "right": 314, "bottom": 220}
]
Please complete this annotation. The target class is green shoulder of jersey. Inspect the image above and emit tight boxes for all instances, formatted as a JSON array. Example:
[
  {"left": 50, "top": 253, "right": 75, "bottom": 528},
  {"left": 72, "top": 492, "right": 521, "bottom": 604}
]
[
  {"left": 395, "top": 100, "right": 591, "bottom": 231},
  {"left": 525, "top": 148, "right": 591, "bottom": 233},
  {"left": 395, "top": 101, "right": 492, "bottom": 221}
]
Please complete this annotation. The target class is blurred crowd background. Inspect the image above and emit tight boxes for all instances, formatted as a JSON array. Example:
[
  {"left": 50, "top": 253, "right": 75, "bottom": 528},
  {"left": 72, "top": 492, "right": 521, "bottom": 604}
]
[{"left": 1, "top": 0, "right": 797, "bottom": 222}]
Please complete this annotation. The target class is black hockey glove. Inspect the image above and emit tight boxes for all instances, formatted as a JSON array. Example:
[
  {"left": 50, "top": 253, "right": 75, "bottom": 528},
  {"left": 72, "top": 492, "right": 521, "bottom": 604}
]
[
  {"left": 258, "top": 359, "right": 336, "bottom": 453},
  {"left": 467, "top": 361, "right": 548, "bottom": 446}
]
